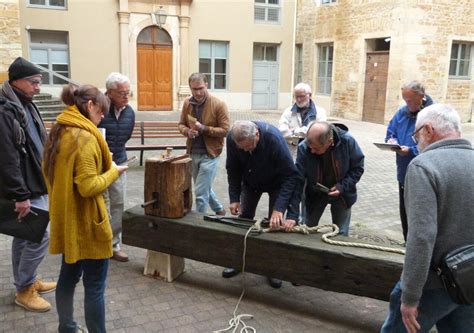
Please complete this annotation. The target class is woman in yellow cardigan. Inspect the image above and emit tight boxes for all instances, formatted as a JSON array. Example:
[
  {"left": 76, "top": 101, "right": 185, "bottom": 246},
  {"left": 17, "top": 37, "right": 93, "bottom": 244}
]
[{"left": 43, "top": 84, "right": 128, "bottom": 333}]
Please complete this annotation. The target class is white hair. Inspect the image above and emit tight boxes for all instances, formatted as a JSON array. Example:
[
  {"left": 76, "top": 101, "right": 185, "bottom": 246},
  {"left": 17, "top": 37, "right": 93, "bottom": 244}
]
[
  {"left": 230, "top": 121, "right": 258, "bottom": 142},
  {"left": 402, "top": 80, "right": 425, "bottom": 96},
  {"left": 293, "top": 82, "right": 312, "bottom": 95},
  {"left": 105, "top": 72, "right": 130, "bottom": 90},
  {"left": 416, "top": 104, "right": 461, "bottom": 137}
]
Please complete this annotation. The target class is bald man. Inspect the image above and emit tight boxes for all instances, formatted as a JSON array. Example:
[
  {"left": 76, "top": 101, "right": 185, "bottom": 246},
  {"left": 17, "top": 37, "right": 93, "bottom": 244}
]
[{"left": 287, "top": 121, "right": 364, "bottom": 235}]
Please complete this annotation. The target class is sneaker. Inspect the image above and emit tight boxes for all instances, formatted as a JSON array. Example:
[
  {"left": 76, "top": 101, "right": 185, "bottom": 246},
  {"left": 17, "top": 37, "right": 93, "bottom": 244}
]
[
  {"left": 15, "top": 284, "right": 51, "bottom": 312},
  {"left": 268, "top": 277, "right": 282, "bottom": 289},
  {"left": 216, "top": 209, "right": 226, "bottom": 216},
  {"left": 112, "top": 250, "right": 129, "bottom": 262},
  {"left": 222, "top": 268, "right": 239, "bottom": 278},
  {"left": 33, "top": 278, "right": 56, "bottom": 294}
]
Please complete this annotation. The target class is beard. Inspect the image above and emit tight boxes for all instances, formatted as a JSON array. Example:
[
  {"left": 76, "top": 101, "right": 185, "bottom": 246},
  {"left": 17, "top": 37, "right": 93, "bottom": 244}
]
[{"left": 296, "top": 101, "right": 309, "bottom": 108}]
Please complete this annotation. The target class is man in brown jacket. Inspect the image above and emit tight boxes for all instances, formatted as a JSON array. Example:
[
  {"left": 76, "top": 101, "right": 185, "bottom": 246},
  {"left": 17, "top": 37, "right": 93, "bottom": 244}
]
[{"left": 178, "top": 73, "right": 230, "bottom": 215}]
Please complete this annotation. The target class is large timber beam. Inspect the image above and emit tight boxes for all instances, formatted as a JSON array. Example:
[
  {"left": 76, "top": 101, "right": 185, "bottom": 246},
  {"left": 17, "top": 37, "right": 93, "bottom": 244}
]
[{"left": 123, "top": 205, "right": 404, "bottom": 301}]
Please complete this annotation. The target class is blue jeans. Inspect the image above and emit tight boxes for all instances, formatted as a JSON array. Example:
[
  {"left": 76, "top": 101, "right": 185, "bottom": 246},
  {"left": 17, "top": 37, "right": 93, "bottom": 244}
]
[
  {"left": 191, "top": 154, "right": 223, "bottom": 214},
  {"left": 56, "top": 257, "right": 109, "bottom": 333},
  {"left": 381, "top": 281, "right": 474, "bottom": 333},
  {"left": 304, "top": 192, "right": 351, "bottom": 235},
  {"left": 12, "top": 195, "right": 49, "bottom": 291}
]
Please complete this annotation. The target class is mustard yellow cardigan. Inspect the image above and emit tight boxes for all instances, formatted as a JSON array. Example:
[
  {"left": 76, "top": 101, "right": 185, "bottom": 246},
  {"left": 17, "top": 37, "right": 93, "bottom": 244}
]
[{"left": 44, "top": 106, "right": 120, "bottom": 263}]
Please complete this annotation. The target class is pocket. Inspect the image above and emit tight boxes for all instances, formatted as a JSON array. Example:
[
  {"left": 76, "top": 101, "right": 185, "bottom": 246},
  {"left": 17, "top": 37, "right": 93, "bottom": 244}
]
[{"left": 92, "top": 197, "right": 113, "bottom": 242}]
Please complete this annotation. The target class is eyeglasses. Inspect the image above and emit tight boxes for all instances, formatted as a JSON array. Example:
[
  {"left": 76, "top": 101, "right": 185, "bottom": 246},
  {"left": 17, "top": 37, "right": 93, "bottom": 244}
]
[
  {"left": 294, "top": 94, "right": 309, "bottom": 100},
  {"left": 411, "top": 125, "right": 425, "bottom": 144},
  {"left": 114, "top": 90, "right": 130, "bottom": 97},
  {"left": 27, "top": 78, "right": 42, "bottom": 86}
]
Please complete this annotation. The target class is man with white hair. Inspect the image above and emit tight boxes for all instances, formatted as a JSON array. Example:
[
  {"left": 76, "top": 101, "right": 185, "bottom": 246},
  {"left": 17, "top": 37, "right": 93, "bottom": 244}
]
[
  {"left": 279, "top": 83, "right": 327, "bottom": 152},
  {"left": 99, "top": 72, "right": 135, "bottom": 262},
  {"left": 385, "top": 81, "right": 434, "bottom": 241},
  {"left": 381, "top": 104, "right": 474, "bottom": 333}
]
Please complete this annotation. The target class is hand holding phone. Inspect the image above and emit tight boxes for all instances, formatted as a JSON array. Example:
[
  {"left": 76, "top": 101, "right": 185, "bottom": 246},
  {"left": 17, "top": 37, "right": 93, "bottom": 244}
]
[
  {"left": 121, "top": 155, "right": 137, "bottom": 166},
  {"left": 315, "top": 182, "right": 330, "bottom": 194}
]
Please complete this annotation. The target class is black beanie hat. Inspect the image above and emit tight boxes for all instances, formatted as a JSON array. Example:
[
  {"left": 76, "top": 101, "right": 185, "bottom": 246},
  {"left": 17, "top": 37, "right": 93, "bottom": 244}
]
[{"left": 8, "top": 57, "right": 41, "bottom": 82}]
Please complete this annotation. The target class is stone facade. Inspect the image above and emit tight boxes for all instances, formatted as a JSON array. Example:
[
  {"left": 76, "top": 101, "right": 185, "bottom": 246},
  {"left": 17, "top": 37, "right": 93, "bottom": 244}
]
[
  {"left": 0, "top": 0, "right": 21, "bottom": 79},
  {"left": 296, "top": 0, "right": 474, "bottom": 122}
]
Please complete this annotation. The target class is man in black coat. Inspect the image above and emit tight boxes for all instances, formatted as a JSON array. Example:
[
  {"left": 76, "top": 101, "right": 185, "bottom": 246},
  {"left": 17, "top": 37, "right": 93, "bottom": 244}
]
[{"left": 0, "top": 57, "right": 56, "bottom": 312}]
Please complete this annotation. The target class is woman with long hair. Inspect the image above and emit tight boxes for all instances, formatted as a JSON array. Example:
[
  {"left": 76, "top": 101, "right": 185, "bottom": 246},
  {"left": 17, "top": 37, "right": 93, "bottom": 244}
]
[{"left": 43, "top": 84, "right": 128, "bottom": 332}]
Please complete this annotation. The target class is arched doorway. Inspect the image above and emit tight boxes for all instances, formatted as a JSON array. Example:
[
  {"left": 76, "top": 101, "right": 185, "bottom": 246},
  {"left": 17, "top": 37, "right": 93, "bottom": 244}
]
[{"left": 137, "top": 26, "right": 172, "bottom": 111}]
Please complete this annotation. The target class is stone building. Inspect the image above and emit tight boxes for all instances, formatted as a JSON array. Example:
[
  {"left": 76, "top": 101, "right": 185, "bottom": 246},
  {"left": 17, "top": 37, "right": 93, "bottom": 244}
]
[
  {"left": 12, "top": 0, "right": 296, "bottom": 112},
  {"left": 0, "top": 0, "right": 21, "bottom": 81},
  {"left": 295, "top": 0, "right": 474, "bottom": 122}
]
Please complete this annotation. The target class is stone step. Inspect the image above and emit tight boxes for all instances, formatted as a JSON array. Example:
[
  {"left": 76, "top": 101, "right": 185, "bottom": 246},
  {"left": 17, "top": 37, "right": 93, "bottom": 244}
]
[
  {"left": 33, "top": 93, "right": 53, "bottom": 101},
  {"left": 37, "top": 104, "right": 63, "bottom": 121},
  {"left": 34, "top": 98, "right": 63, "bottom": 106}
]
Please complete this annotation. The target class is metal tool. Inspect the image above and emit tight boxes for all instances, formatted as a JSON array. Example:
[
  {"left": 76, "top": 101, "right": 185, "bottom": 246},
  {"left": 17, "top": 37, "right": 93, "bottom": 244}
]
[{"left": 204, "top": 215, "right": 269, "bottom": 234}]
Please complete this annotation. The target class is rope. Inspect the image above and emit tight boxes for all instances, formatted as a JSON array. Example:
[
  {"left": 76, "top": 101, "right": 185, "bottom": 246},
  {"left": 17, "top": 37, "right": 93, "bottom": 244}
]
[
  {"left": 214, "top": 227, "right": 256, "bottom": 333},
  {"left": 214, "top": 219, "right": 405, "bottom": 333},
  {"left": 253, "top": 220, "right": 406, "bottom": 255}
]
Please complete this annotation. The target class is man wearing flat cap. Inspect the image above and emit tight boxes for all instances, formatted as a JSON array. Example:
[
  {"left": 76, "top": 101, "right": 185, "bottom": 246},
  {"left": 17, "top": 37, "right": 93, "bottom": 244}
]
[{"left": 0, "top": 57, "right": 56, "bottom": 312}]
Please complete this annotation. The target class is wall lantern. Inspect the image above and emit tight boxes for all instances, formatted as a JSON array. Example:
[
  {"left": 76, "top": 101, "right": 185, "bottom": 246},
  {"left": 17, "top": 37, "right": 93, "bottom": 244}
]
[{"left": 152, "top": 6, "right": 167, "bottom": 28}]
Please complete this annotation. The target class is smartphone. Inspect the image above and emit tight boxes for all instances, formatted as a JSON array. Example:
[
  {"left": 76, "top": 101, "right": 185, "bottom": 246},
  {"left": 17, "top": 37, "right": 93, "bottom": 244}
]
[
  {"left": 315, "top": 182, "right": 330, "bottom": 194},
  {"left": 121, "top": 156, "right": 137, "bottom": 166}
]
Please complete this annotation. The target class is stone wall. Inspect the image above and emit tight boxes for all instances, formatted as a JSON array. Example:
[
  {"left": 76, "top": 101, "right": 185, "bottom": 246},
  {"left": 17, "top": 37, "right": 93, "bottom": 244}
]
[
  {"left": 296, "top": 0, "right": 474, "bottom": 122},
  {"left": 0, "top": 0, "right": 21, "bottom": 79}
]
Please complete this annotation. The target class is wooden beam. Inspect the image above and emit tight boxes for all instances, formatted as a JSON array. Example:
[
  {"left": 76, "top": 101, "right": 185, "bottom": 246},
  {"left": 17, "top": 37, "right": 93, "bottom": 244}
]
[{"left": 123, "top": 205, "right": 404, "bottom": 301}]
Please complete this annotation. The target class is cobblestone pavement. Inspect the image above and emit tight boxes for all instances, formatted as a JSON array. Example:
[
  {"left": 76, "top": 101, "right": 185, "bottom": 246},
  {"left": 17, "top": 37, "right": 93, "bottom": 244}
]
[{"left": 1, "top": 110, "right": 472, "bottom": 332}]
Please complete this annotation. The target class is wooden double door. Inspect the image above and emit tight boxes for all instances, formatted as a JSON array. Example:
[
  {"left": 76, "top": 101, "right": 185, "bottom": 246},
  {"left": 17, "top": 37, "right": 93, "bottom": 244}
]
[{"left": 137, "top": 26, "right": 172, "bottom": 111}]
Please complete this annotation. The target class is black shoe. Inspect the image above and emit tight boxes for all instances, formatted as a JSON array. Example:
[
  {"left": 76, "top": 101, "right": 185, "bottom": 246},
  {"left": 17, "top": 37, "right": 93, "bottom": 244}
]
[
  {"left": 222, "top": 268, "right": 239, "bottom": 278},
  {"left": 268, "top": 277, "right": 282, "bottom": 289},
  {"left": 291, "top": 282, "right": 301, "bottom": 286}
]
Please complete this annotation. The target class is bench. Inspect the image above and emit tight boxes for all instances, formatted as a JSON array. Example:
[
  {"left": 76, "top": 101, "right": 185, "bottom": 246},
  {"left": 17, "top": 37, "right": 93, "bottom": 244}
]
[
  {"left": 122, "top": 206, "right": 404, "bottom": 301},
  {"left": 44, "top": 120, "right": 187, "bottom": 166},
  {"left": 127, "top": 121, "right": 186, "bottom": 165}
]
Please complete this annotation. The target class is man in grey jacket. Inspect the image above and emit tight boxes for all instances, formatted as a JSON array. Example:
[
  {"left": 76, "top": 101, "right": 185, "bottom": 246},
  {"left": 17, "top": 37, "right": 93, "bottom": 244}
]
[{"left": 381, "top": 104, "right": 474, "bottom": 333}]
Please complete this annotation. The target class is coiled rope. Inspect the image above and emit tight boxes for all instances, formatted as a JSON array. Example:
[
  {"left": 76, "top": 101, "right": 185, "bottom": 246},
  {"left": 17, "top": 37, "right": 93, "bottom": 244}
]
[
  {"left": 253, "top": 220, "right": 406, "bottom": 255},
  {"left": 214, "top": 220, "right": 405, "bottom": 332}
]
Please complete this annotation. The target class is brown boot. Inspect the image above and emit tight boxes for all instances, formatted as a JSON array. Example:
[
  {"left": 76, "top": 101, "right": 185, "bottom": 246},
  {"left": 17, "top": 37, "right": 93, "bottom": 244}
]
[
  {"left": 15, "top": 284, "right": 51, "bottom": 312},
  {"left": 33, "top": 278, "right": 57, "bottom": 294},
  {"left": 112, "top": 250, "right": 129, "bottom": 262}
]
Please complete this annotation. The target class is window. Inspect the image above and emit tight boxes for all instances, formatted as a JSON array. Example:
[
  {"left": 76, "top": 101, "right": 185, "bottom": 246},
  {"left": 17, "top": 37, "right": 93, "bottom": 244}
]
[
  {"left": 294, "top": 44, "right": 303, "bottom": 86},
  {"left": 253, "top": 44, "right": 278, "bottom": 62},
  {"left": 449, "top": 42, "right": 472, "bottom": 78},
  {"left": 321, "top": 0, "right": 337, "bottom": 4},
  {"left": 199, "top": 41, "right": 228, "bottom": 90},
  {"left": 30, "top": 30, "right": 69, "bottom": 85},
  {"left": 254, "top": 0, "right": 280, "bottom": 24},
  {"left": 29, "top": 0, "right": 66, "bottom": 9},
  {"left": 317, "top": 44, "right": 333, "bottom": 94}
]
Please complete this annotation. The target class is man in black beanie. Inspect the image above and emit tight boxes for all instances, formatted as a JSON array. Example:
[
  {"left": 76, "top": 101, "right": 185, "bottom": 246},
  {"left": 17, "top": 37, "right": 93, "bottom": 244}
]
[{"left": 0, "top": 57, "right": 56, "bottom": 312}]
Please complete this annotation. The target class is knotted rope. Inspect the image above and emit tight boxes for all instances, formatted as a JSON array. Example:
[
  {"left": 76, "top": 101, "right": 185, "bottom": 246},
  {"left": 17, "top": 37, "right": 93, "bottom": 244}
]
[
  {"left": 214, "top": 220, "right": 405, "bottom": 332},
  {"left": 252, "top": 220, "right": 406, "bottom": 255}
]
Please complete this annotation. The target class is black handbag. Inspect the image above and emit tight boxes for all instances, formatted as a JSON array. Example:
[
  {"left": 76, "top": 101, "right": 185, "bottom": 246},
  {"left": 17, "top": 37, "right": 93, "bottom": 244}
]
[
  {"left": 436, "top": 244, "right": 474, "bottom": 305},
  {"left": 0, "top": 199, "right": 49, "bottom": 244}
]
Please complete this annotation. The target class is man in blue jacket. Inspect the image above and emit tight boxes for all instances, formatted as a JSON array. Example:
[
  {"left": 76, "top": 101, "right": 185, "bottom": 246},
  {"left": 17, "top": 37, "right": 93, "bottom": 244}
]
[
  {"left": 224, "top": 120, "right": 297, "bottom": 288},
  {"left": 288, "top": 121, "right": 364, "bottom": 235},
  {"left": 99, "top": 72, "right": 135, "bottom": 262},
  {"left": 385, "top": 81, "right": 433, "bottom": 241}
]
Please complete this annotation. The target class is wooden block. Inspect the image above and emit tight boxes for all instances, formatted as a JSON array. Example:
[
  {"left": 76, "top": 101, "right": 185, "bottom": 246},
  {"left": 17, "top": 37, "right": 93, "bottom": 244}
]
[
  {"left": 123, "top": 206, "right": 404, "bottom": 301},
  {"left": 144, "top": 154, "right": 192, "bottom": 218},
  {"left": 144, "top": 250, "right": 185, "bottom": 282}
]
